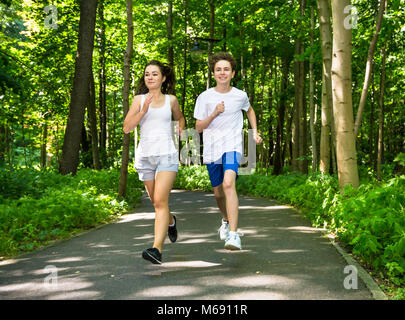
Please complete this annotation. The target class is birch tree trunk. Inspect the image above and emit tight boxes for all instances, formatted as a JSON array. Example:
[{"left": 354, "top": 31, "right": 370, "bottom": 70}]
[
  {"left": 317, "top": 0, "right": 333, "bottom": 174},
  {"left": 331, "top": 0, "right": 359, "bottom": 188},
  {"left": 118, "top": 0, "right": 134, "bottom": 197}
]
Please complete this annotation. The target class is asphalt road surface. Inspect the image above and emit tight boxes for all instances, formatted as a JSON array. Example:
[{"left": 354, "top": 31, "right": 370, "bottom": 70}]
[{"left": 0, "top": 190, "right": 376, "bottom": 300}]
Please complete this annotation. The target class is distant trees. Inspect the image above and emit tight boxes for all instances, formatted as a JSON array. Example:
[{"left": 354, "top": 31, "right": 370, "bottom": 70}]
[{"left": 0, "top": 0, "right": 403, "bottom": 190}]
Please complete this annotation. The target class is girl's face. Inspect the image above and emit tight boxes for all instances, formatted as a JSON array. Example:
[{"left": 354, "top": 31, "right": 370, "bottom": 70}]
[
  {"left": 213, "top": 60, "right": 235, "bottom": 85},
  {"left": 144, "top": 65, "right": 166, "bottom": 90}
]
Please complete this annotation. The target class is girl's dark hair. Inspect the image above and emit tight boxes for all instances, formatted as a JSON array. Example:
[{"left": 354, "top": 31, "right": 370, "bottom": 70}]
[{"left": 135, "top": 60, "right": 176, "bottom": 95}]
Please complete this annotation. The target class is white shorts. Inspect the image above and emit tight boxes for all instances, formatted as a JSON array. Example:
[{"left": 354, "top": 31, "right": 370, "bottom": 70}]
[{"left": 135, "top": 153, "right": 179, "bottom": 181}]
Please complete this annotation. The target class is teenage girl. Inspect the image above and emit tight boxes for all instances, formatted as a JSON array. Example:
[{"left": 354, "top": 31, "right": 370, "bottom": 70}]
[{"left": 123, "top": 60, "right": 185, "bottom": 264}]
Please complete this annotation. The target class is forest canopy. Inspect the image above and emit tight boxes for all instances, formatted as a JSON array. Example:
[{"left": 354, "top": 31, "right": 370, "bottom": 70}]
[{"left": 0, "top": 0, "right": 403, "bottom": 179}]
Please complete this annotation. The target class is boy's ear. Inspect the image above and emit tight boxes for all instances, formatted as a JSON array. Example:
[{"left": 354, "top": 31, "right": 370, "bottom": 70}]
[{"left": 231, "top": 70, "right": 235, "bottom": 78}]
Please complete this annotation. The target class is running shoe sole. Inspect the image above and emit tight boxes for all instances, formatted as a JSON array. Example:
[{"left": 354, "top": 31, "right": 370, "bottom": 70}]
[{"left": 142, "top": 250, "right": 162, "bottom": 264}]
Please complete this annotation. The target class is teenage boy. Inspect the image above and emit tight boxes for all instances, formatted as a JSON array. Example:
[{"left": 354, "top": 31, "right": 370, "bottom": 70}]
[{"left": 194, "top": 52, "right": 262, "bottom": 250}]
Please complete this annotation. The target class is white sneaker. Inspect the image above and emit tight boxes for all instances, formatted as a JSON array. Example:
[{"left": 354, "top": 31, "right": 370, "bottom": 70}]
[
  {"left": 218, "top": 219, "right": 230, "bottom": 240},
  {"left": 224, "top": 231, "right": 242, "bottom": 250}
]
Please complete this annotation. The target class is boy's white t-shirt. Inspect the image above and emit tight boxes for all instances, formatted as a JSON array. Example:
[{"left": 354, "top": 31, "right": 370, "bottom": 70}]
[{"left": 194, "top": 87, "right": 250, "bottom": 163}]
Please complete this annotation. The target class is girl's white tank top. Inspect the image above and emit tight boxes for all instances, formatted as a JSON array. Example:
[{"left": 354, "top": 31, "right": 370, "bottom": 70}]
[{"left": 135, "top": 94, "right": 177, "bottom": 158}]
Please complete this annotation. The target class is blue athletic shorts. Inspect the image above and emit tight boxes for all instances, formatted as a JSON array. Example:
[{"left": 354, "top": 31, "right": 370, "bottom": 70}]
[{"left": 206, "top": 151, "right": 242, "bottom": 188}]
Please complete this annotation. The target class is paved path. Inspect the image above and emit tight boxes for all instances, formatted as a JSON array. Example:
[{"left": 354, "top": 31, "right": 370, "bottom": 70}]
[{"left": 0, "top": 190, "right": 376, "bottom": 300}]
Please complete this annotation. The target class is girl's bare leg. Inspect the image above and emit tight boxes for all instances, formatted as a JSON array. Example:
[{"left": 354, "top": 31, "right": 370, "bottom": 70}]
[{"left": 152, "top": 171, "right": 177, "bottom": 252}]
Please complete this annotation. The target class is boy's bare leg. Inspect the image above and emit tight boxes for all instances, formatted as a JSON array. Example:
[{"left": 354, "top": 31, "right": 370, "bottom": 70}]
[
  {"left": 222, "top": 170, "right": 239, "bottom": 232},
  {"left": 152, "top": 171, "right": 177, "bottom": 253},
  {"left": 213, "top": 184, "right": 228, "bottom": 221}
]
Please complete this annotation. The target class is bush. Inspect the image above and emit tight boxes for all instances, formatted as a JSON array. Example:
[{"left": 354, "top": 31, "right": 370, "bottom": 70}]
[{"left": 0, "top": 167, "right": 143, "bottom": 257}]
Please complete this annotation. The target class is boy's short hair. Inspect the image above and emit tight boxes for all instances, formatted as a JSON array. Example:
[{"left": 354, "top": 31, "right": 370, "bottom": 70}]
[{"left": 209, "top": 52, "right": 237, "bottom": 72}]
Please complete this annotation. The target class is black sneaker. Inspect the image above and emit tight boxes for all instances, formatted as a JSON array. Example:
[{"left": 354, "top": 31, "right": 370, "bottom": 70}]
[
  {"left": 142, "top": 248, "right": 162, "bottom": 264},
  {"left": 168, "top": 215, "right": 177, "bottom": 243}
]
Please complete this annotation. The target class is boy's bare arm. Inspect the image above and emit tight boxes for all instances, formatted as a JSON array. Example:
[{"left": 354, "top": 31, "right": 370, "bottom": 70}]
[{"left": 246, "top": 106, "right": 262, "bottom": 144}]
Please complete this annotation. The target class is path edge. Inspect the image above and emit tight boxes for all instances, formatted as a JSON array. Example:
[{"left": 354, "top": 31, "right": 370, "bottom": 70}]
[{"left": 328, "top": 236, "right": 388, "bottom": 300}]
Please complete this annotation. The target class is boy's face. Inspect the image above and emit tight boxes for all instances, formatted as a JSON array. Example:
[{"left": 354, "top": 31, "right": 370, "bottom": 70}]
[{"left": 213, "top": 60, "right": 235, "bottom": 86}]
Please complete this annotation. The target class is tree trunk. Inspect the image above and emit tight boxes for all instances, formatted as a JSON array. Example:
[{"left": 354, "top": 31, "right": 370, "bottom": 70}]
[
  {"left": 284, "top": 105, "right": 295, "bottom": 167},
  {"left": 292, "top": 42, "right": 300, "bottom": 172},
  {"left": 0, "top": 124, "right": 5, "bottom": 163},
  {"left": 369, "top": 67, "right": 376, "bottom": 167},
  {"left": 98, "top": 0, "right": 107, "bottom": 165},
  {"left": 40, "top": 122, "right": 48, "bottom": 168},
  {"left": 111, "top": 91, "right": 117, "bottom": 158},
  {"left": 59, "top": 0, "right": 98, "bottom": 175},
  {"left": 317, "top": 0, "right": 333, "bottom": 175},
  {"left": 238, "top": 13, "right": 248, "bottom": 92},
  {"left": 292, "top": 0, "right": 306, "bottom": 174},
  {"left": 118, "top": 0, "right": 134, "bottom": 198},
  {"left": 181, "top": 0, "right": 187, "bottom": 117},
  {"left": 55, "top": 122, "right": 60, "bottom": 166},
  {"left": 320, "top": 72, "right": 331, "bottom": 172},
  {"left": 309, "top": 5, "right": 317, "bottom": 173},
  {"left": 377, "top": 41, "right": 387, "bottom": 181},
  {"left": 331, "top": 0, "right": 359, "bottom": 188},
  {"left": 207, "top": 0, "right": 215, "bottom": 89},
  {"left": 88, "top": 67, "right": 101, "bottom": 170},
  {"left": 249, "top": 31, "right": 257, "bottom": 107},
  {"left": 354, "top": 0, "right": 386, "bottom": 139},
  {"left": 168, "top": 0, "right": 174, "bottom": 68},
  {"left": 267, "top": 59, "right": 276, "bottom": 167},
  {"left": 21, "top": 118, "right": 27, "bottom": 167},
  {"left": 273, "top": 56, "right": 290, "bottom": 175}
]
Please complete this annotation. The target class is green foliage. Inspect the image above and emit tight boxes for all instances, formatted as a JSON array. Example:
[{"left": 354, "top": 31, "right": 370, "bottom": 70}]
[
  {"left": 0, "top": 167, "right": 143, "bottom": 257},
  {"left": 173, "top": 165, "right": 212, "bottom": 191},
  {"left": 175, "top": 166, "right": 405, "bottom": 288},
  {"left": 394, "top": 152, "right": 405, "bottom": 167}
]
